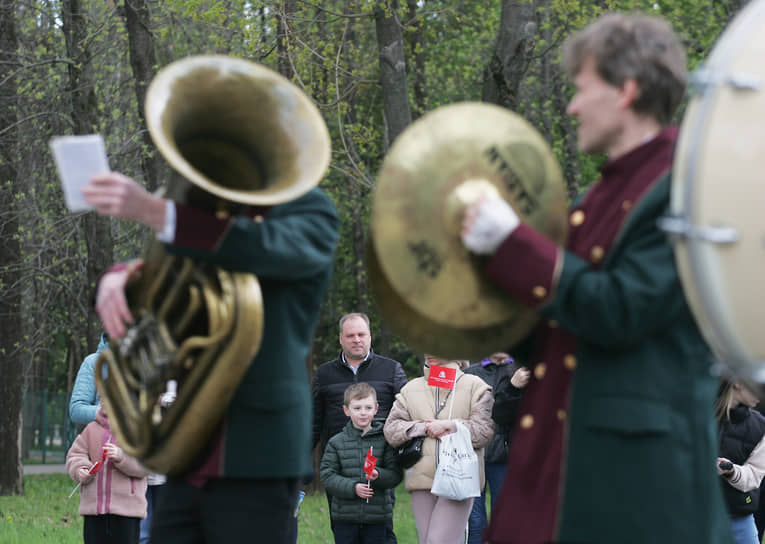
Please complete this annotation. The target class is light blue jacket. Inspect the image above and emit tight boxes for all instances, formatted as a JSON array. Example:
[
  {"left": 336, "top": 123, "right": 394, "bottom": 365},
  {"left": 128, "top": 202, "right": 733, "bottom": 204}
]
[{"left": 69, "top": 333, "right": 109, "bottom": 425}]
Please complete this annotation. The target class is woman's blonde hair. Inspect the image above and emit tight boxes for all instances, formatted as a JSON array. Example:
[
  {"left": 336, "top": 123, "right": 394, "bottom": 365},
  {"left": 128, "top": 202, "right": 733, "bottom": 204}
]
[{"left": 715, "top": 380, "right": 740, "bottom": 422}]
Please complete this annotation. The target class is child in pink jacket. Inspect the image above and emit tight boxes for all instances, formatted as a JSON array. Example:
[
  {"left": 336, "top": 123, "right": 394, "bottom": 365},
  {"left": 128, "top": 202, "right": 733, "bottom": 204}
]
[{"left": 66, "top": 409, "right": 149, "bottom": 544}]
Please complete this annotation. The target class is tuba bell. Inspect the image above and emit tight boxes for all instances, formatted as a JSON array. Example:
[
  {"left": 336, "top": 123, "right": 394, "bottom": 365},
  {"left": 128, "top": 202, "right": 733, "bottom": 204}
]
[{"left": 95, "top": 55, "right": 331, "bottom": 475}]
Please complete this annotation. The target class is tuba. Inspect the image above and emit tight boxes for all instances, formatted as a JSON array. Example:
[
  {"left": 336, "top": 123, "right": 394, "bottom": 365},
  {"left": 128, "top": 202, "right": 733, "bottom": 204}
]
[
  {"left": 368, "top": 102, "right": 568, "bottom": 360},
  {"left": 95, "top": 56, "right": 331, "bottom": 475}
]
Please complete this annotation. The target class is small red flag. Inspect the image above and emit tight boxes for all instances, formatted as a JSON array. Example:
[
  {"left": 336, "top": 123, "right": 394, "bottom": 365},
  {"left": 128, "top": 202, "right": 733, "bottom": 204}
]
[
  {"left": 427, "top": 365, "right": 457, "bottom": 390},
  {"left": 363, "top": 447, "right": 377, "bottom": 479},
  {"left": 88, "top": 446, "right": 109, "bottom": 475}
]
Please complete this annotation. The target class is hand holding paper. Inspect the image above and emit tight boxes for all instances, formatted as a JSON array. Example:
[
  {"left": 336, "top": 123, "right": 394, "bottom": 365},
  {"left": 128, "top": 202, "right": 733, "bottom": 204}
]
[{"left": 81, "top": 171, "right": 166, "bottom": 230}]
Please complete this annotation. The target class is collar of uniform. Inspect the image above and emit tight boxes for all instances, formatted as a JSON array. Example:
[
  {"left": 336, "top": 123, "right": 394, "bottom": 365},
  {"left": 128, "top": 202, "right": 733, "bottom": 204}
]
[{"left": 599, "top": 126, "right": 678, "bottom": 181}]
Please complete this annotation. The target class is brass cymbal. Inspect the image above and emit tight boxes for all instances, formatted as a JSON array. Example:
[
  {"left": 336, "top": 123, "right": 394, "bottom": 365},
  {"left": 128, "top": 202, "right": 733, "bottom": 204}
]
[
  {"left": 367, "top": 243, "right": 537, "bottom": 360},
  {"left": 371, "top": 102, "right": 567, "bottom": 332}
]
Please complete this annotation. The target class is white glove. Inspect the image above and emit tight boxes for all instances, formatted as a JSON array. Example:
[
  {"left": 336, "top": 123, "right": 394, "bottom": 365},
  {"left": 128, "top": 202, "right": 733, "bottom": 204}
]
[
  {"left": 461, "top": 198, "right": 520, "bottom": 255},
  {"left": 160, "top": 380, "right": 177, "bottom": 407}
]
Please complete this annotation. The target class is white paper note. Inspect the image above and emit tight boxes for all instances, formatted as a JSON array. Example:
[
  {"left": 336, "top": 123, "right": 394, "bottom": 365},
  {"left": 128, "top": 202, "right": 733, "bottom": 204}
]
[{"left": 50, "top": 134, "right": 110, "bottom": 212}]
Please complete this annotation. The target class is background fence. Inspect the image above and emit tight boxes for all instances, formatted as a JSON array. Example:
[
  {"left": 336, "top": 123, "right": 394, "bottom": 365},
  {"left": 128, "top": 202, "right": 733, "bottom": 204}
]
[{"left": 22, "top": 390, "right": 76, "bottom": 464}]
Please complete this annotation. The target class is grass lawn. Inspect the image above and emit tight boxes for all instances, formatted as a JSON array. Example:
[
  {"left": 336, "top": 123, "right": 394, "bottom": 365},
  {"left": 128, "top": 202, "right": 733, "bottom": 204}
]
[{"left": 0, "top": 474, "right": 420, "bottom": 543}]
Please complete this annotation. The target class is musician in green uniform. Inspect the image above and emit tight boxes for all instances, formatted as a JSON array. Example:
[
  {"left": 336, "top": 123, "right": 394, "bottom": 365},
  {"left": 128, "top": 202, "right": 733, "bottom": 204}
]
[
  {"left": 461, "top": 13, "right": 733, "bottom": 544},
  {"left": 83, "top": 170, "right": 338, "bottom": 543}
]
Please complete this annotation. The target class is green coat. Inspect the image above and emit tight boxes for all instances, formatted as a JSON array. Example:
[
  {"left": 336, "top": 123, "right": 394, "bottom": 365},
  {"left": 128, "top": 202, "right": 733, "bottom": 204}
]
[
  {"left": 483, "top": 129, "right": 732, "bottom": 543},
  {"left": 167, "top": 187, "right": 339, "bottom": 479},
  {"left": 320, "top": 420, "right": 403, "bottom": 524},
  {"left": 553, "top": 172, "right": 731, "bottom": 542}
]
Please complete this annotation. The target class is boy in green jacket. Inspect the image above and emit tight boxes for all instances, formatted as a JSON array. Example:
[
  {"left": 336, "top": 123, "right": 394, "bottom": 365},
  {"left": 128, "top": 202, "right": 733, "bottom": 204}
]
[{"left": 320, "top": 383, "right": 402, "bottom": 544}]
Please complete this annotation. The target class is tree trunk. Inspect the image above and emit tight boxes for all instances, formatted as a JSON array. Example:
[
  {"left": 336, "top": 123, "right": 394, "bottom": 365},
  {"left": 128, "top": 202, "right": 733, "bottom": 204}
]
[
  {"left": 0, "top": 0, "right": 24, "bottom": 496},
  {"left": 276, "top": 0, "right": 297, "bottom": 79},
  {"left": 374, "top": 0, "right": 411, "bottom": 147},
  {"left": 405, "top": 0, "right": 425, "bottom": 120},
  {"left": 123, "top": 0, "right": 162, "bottom": 191},
  {"left": 481, "top": 0, "right": 536, "bottom": 111},
  {"left": 62, "top": 0, "right": 114, "bottom": 358}
]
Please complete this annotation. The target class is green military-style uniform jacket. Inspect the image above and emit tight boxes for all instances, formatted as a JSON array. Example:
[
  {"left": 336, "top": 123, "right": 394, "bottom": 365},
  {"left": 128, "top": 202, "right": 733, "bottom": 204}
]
[
  {"left": 483, "top": 128, "right": 732, "bottom": 544},
  {"left": 165, "top": 187, "right": 339, "bottom": 481}
]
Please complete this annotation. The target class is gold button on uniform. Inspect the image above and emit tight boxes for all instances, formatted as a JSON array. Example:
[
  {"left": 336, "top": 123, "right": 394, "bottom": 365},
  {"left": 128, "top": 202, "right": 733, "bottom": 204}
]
[
  {"left": 557, "top": 409, "right": 567, "bottom": 421},
  {"left": 520, "top": 414, "right": 534, "bottom": 429},
  {"left": 590, "top": 245, "right": 604, "bottom": 263},
  {"left": 253, "top": 214, "right": 264, "bottom": 223},
  {"left": 532, "top": 286, "right": 548, "bottom": 299},
  {"left": 564, "top": 354, "right": 577, "bottom": 370},
  {"left": 570, "top": 210, "right": 585, "bottom": 226},
  {"left": 215, "top": 209, "right": 230, "bottom": 220},
  {"left": 534, "top": 363, "right": 547, "bottom": 380},
  {"left": 622, "top": 200, "right": 632, "bottom": 211}
]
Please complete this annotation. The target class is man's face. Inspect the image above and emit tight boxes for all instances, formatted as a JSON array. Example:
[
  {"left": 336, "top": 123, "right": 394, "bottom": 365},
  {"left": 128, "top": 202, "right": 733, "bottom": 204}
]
[
  {"left": 343, "top": 395, "right": 378, "bottom": 431},
  {"left": 339, "top": 317, "right": 371, "bottom": 362},
  {"left": 566, "top": 56, "right": 626, "bottom": 155}
]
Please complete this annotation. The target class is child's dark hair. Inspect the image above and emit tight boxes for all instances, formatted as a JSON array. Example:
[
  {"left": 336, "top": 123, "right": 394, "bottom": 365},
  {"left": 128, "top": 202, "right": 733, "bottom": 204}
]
[{"left": 344, "top": 382, "right": 377, "bottom": 406}]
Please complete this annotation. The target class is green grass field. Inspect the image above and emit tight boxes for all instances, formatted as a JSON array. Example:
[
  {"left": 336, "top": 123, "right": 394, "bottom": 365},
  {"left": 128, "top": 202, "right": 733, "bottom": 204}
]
[{"left": 0, "top": 474, "right": 420, "bottom": 543}]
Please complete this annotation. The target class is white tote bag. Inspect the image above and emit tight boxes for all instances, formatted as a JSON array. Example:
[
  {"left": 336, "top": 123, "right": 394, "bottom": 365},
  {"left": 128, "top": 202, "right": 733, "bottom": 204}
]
[{"left": 430, "top": 420, "right": 481, "bottom": 500}]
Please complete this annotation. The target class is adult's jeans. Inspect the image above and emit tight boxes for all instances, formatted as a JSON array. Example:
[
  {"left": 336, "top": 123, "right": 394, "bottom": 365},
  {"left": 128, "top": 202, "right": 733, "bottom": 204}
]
[
  {"left": 139, "top": 484, "right": 163, "bottom": 544},
  {"left": 730, "top": 514, "right": 759, "bottom": 544},
  {"left": 467, "top": 462, "right": 507, "bottom": 544}
]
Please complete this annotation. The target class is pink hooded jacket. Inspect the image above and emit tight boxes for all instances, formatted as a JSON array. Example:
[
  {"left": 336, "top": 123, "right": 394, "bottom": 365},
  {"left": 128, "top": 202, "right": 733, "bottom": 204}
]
[{"left": 66, "top": 412, "right": 149, "bottom": 519}]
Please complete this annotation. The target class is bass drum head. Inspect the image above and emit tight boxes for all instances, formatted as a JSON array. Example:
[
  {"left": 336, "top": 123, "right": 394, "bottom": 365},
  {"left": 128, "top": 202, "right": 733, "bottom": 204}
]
[{"left": 672, "top": 0, "right": 765, "bottom": 379}]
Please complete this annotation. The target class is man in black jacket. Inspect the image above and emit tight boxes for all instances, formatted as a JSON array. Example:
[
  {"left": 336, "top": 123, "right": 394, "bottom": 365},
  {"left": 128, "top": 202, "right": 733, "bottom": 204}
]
[
  {"left": 464, "top": 352, "right": 529, "bottom": 544},
  {"left": 312, "top": 312, "right": 408, "bottom": 543}
]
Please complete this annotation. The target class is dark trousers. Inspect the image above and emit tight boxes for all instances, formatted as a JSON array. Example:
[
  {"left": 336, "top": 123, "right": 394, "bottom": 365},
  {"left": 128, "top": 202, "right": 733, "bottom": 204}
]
[
  {"left": 333, "top": 522, "right": 387, "bottom": 544},
  {"left": 83, "top": 514, "right": 140, "bottom": 544},
  {"left": 152, "top": 477, "right": 298, "bottom": 544},
  {"left": 327, "top": 490, "right": 397, "bottom": 543}
]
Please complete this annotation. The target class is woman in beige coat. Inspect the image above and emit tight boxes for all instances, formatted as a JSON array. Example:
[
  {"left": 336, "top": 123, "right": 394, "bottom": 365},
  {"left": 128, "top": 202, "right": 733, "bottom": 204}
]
[{"left": 384, "top": 355, "right": 495, "bottom": 544}]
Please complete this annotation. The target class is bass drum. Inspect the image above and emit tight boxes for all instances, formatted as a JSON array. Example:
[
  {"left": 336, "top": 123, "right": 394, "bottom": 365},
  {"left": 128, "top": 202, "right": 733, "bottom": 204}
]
[{"left": 668, "top": 0, "right": 765, "bottom": 381}]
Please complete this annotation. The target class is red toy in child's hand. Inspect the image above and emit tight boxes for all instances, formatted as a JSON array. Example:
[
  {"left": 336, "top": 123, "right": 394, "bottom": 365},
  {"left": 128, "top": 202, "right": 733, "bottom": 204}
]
[{"left": 88, "top": 446, "right": 109, "bottom": 475}]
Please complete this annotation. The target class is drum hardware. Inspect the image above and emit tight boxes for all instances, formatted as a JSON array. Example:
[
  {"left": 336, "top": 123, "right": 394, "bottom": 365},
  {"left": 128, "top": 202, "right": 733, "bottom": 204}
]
[
  {"left": 690, "top": 68, "right": 761, "bottom": 95},
  {"left": 368, "top": 102, "right": 568, "bottom": 359},
  {"left": 657, "top": 216, "right": 739, "bottom": 244},
  {"left": 95, "top": 55, "right": 331, "bottom": 475}
]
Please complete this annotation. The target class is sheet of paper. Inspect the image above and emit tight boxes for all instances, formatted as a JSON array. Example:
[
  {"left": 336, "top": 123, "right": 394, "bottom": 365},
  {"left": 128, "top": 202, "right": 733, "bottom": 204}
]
[{"left": 49, "top": 134, "right": 110, "bottom": 212}]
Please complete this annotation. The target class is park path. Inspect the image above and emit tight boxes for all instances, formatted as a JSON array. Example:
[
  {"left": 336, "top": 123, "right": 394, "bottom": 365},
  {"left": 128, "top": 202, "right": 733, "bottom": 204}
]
[{"left": 24, "top": 464, "right": 67, "bottom": 475}]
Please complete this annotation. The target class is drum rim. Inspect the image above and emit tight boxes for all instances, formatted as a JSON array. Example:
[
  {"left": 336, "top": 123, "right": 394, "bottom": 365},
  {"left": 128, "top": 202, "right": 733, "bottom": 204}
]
[{"left": 677, "top": 0, "right": 765, "bottom": 375}]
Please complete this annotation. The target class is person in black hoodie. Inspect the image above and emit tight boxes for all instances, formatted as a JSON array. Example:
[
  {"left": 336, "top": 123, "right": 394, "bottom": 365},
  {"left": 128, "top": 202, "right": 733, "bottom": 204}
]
[
  {"left": 717, "top": 379, "right": 765, "bottom": 544},
  {"left": 464, "top": 353, "right": 529, "bottom": 544}
]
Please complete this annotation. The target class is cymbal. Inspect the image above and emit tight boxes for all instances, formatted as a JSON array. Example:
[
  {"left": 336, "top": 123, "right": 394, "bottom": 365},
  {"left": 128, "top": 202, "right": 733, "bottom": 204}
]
[
  {"left": 367, "top": 243, "right": 538, "bottom": 360},
  {"left": 371, "top": 102, "right": 568, "bottom": 332}
]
